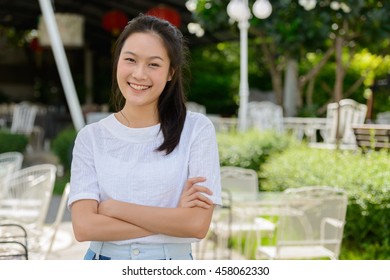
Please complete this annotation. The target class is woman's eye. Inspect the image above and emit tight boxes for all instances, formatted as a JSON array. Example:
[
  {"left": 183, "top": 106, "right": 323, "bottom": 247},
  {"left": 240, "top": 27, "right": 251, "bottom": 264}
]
[
  {"left": 125, "top": 58, "right": 135, "bottom": 63},
  {"left": 150, "top": 63, "right": 160, "bottom": 67}
]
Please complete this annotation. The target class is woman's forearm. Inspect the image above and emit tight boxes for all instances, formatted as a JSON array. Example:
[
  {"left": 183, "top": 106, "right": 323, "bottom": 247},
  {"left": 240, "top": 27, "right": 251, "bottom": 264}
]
[
  {"left": 71, "top": 200, "right": 154, "bottom": 242},
  {"left": 98, "top": 200, "right": 213, "bottom": 239}
]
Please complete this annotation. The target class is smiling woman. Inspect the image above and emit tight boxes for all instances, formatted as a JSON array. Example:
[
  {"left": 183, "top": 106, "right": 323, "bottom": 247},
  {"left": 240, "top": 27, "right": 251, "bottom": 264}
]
[{"left": 68, "top": 14, "right": 222, "bottom": 260}]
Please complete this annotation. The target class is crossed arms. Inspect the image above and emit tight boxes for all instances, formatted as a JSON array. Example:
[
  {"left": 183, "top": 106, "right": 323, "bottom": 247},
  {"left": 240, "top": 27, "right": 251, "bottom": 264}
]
[{"left": 71, "top": 177, "right": 215, "bottom": 242}]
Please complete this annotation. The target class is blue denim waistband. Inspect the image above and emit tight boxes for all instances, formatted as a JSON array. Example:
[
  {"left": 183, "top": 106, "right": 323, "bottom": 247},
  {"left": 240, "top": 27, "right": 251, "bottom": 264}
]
[{"left": 88, "top": 241, "right": 193, "bottom": 260}]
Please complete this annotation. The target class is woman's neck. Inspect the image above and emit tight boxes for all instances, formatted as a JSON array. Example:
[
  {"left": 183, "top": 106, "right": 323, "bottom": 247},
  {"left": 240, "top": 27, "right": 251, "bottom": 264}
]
[{"left": 118, "top": 106, "right": 159, "bottom": 128}]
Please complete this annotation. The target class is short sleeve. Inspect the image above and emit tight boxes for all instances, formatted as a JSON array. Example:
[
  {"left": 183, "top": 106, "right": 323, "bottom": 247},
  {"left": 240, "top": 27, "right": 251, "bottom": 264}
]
[{"left": 68, "top": 126, "right": 100, "bottom": 208}]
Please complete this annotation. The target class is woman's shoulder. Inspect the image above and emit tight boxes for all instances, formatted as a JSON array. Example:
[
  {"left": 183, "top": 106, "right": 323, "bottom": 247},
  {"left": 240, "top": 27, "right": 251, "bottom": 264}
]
[
  {"left": 76, "top": 114, "right": 114, "bottom": 139},
  {"left": 184, "top": 111, "right": 215, "bottom": 134}
]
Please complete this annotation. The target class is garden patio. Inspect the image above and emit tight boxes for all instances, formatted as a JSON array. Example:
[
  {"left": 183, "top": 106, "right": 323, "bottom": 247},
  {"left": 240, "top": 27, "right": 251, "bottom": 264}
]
[{"left": 1, "top": 0, "right": 389, "bottom": 260}]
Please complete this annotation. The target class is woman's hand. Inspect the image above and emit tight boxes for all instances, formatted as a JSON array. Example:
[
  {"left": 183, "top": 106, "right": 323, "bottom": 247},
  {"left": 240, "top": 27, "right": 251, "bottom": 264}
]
[
  {"left": 98, "top": 199, "right": 118, "bottom": 217},
  {"left": 178, "top": 177, "right": 213, "bottom": 209}
]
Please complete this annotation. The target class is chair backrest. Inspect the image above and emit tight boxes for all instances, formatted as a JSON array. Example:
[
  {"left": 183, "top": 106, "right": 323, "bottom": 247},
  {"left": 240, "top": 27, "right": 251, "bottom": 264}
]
[
  {"left": 0, "top": 152, "right": 23, "bottom": 171},
  {"left": 1, "top": 164, "right": 57, "bottom": 230},
  {"left": 186, "top": 102, "right": 206, "bottom": 114},
  {"left": 325, "top": 99, "right": 367, "bottom": 144},
  {"left": 276, "top": 186, "right": 348, "bottom": 259},
  {"left": 0, "top": 152, "right": 24, "bottom": 199},
  {"left": 248, "top": 101, "right": 284, "bottom": 133},
  {"left": 10, "top": 102, "right": 38, "bottom": 135},
  {"left": 220, "top": 166, "right": 259, "bottom": 199}
]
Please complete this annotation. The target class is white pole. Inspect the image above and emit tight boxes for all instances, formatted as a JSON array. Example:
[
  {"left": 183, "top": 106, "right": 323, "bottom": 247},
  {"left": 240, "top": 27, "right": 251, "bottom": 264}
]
[
  {"left": 238, "top": 19, "right": 250, "bottom": 131},
  {"left": 38, "top": 0, "right": 85, "bottom": 131}
]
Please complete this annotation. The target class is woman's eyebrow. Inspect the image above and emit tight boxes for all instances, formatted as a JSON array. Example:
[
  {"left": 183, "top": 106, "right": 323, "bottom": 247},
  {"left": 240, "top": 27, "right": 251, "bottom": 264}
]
[{"left": 123, "top": 51, "right": 164, "bottom": 61}]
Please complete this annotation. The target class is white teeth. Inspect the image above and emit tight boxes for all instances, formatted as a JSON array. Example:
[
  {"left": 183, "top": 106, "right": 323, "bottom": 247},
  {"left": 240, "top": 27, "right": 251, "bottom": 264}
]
[{"left": 130, "top": 83, "right": 149, "bottom": 90}]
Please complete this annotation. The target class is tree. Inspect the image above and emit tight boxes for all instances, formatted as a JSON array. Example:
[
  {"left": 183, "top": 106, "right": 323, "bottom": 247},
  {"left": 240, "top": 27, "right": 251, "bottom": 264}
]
[{"left": 192, "top": 0, "right": 390, "bottom": 116}]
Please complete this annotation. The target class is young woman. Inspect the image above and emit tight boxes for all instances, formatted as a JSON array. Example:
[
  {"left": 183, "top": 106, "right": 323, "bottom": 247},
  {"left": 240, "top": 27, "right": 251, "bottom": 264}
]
[{"left": 68, "top": 14, "right": 221, "bottom": 260}]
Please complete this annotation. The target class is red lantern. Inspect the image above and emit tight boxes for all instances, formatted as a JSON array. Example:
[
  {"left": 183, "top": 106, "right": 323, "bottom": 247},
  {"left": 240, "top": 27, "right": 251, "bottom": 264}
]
[
  {"left": 30, "top": 37, "right": 42, "bottom": 53},
  {"left": 102, "top": 10, "right": 128, "bottom": 36},
  {"left": 146, "top": 5, "right": 181, "bottom": 28}
]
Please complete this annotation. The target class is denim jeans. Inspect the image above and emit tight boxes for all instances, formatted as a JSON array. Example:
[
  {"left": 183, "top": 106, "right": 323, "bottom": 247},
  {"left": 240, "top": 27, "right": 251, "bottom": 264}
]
[{"left": 84, "top": 241, "right": 193, "bottom": 260}]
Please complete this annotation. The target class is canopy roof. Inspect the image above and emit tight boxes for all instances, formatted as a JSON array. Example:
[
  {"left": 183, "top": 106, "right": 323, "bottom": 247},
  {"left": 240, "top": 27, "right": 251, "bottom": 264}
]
[{"left": 0, "top": 0, "right": 234, "bottom": 55}]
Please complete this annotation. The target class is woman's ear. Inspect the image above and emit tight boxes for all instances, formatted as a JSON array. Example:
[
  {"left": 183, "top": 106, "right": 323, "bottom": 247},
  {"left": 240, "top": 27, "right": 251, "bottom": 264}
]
[{"left": 168, "top": 69, "right": 175, "bottom": 81}]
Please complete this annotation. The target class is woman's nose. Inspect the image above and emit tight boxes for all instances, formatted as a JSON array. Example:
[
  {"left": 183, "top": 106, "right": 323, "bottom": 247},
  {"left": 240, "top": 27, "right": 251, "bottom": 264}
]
[{"left": 132, "top": 64, "right": 147, "bottom": 80}]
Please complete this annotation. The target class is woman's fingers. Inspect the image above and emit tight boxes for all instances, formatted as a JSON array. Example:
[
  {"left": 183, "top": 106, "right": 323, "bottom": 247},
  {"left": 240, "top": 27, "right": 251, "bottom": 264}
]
[
  {"left": 183, "top": 177, "right": 206, "bottom": 191},
  {"left": 186, "top": 200, "right": 212, "bottom": 209},
  {"left": 183, "top": 192, "right": 213, "bottom": 208},
  {"left": 185, "top": 184, "right": 213, "bottom": 196},
  {"left": 179, "top": 177, "right": 213, "bottom": 209}
]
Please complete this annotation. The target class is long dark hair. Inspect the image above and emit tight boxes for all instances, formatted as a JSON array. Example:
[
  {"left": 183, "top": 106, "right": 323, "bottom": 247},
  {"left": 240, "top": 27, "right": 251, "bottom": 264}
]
[{"left": 111, "top": 14, "right": 189, "bottom": 155}]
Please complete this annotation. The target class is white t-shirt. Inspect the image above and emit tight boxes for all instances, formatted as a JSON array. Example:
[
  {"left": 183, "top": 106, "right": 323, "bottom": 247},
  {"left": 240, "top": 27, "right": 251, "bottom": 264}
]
[{"left": 69, "top": 111, "right": 221, "bottom": 244}]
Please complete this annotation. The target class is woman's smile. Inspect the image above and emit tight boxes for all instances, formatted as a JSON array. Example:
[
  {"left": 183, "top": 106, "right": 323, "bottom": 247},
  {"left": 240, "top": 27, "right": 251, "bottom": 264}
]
[{"left": 128, "top": 82, "right": 151, "bottom": 91}]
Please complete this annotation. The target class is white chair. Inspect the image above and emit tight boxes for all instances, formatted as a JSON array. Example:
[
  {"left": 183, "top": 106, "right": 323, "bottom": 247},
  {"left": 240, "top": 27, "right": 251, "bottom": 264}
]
[
  {"left": 10, "top": 102, "right": 38, "bottom": 136},
  {"left": 0, "top": 152, "right": 24, "bottom": 199},
  {"left": 0, "top": 164, "right": 57, "bottom": 233},
  {"left": 186, "top": 102, "right": 206, "bottom": 114},
  {"left": 311, "top": 99, "right": 367, "bottom": 149},
  {"left": 0, "top": 152, "right": 23, "bottom": 171},
  {"left": 256, "top": 186, "right": 348, "bottom": 260},
  {"left": 33, "top": 183, "right": 71, "bottom": 259},
  {"left": 248, "top": 101, "right": 284, "bottom": 133},
  {"left": 0, "top": 223, "right": 29, "bottom": 260},
  {"left": 202, "top": 166, "right": 275, "bottom": 259},
  {"left": 9, "top": 102, "right": 45, "bottom": 152}
]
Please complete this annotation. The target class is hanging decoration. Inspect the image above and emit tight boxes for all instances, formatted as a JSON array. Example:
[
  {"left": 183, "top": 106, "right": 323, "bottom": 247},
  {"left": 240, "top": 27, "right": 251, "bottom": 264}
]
[
  {"left": 38, "top": 13, "right": 85, "bottom": 47},
  {"left": 29, "top": 37, "right": 42, "bottom": 53},
  {"left": 146, "top": 5, "right": 181, "bottom": 28},
  {"left": 102, "top": 10, "right": 128, "bottom": 36}
]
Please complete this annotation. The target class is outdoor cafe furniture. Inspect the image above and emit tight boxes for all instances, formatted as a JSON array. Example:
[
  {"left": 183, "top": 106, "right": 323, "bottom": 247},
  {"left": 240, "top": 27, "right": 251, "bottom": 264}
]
[
  {"left": 0, "top": 223, "right": 29, "bottom": 260},
  {"left": 248, "top": 101, "right": 284, "bottom": 134},
  {"left": 256, "top": 186, "right": 348, "bottom": 260},
  {"left": 0, "top": 152, "right": 24, "bottom": 199},
  {"left": 352, "top": 123, "right": 390, "bottom": 150},
  {"left": 203, "top": 166, "right": 281, "bottom": 259},
  {"left": 0, "top": 164, "right": 57, "bottom": 258},
  {"left": 308, "top": 99, "right": 367, "bottom": 149}
]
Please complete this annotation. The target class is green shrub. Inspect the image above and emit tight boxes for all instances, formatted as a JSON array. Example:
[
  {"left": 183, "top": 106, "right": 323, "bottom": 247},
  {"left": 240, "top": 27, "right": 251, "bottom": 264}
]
[
  {"left": 259, "top": 145, "right": 390, "bottom": 259},
  {"left": 0, "top": 130, "right": 28, "bottom": 153},
  {"left": 51, "top": 127, "right": 77, "bottom": 171},
  {"left": 217, "top": 129, "right": 294, "bottom": 173}
]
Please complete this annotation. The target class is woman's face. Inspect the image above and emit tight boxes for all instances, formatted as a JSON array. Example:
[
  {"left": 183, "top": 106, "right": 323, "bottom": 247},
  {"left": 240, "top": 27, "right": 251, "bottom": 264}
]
[{"left": 117, "top": 32, "right": 172, "bottom": 111}]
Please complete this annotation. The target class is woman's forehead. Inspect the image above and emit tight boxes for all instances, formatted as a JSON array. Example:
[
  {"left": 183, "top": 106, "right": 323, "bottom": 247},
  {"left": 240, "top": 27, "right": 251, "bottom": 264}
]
[{"left": 121, "top": 32, "right": 169, "bottom": 60}]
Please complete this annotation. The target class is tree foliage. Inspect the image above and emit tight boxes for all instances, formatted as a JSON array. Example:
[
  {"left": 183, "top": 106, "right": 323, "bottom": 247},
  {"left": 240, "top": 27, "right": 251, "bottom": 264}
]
[{"left": 192, "top": 0, "right": 390, "bottom": 114}]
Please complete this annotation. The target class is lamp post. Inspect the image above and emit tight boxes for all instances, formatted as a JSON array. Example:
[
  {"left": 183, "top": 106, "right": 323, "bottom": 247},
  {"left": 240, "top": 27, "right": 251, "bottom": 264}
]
[{"left": 227, "top": 0, "right": 272, "bottom": 131}]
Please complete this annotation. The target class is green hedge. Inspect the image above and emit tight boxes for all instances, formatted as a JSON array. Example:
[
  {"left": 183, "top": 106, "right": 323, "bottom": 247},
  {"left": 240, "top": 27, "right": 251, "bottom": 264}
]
[
  {"left": 259, "top": 145, "right": 390, "bottom": 259},
  {"left": 50, "top": 127, "right": 77, "bottom": 195},
  {"left": 217, "top": 130, "right": 293, "bottom": 175},
  {"left": 51, "top": 127, "right": 77, "bottom": 171},
  {"left": 0, "top": 130, "right": 28, "bottom": 153}
]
